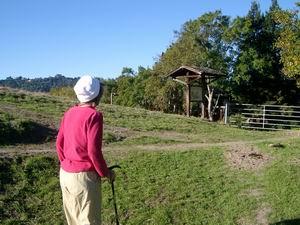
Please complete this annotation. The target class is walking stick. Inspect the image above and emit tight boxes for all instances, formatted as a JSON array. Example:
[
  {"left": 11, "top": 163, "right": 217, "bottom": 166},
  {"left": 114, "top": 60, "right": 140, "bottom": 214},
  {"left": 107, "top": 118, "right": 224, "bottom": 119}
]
[{"left": 108, "top": 165, "right": 121, "bottom": 225}]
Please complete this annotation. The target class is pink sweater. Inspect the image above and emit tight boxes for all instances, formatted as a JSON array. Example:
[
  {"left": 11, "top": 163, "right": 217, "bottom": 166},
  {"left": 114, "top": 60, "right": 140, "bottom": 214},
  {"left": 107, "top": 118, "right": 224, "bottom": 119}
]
[{"left": 56, "top": 105, "right": 110, "bottom": 177}]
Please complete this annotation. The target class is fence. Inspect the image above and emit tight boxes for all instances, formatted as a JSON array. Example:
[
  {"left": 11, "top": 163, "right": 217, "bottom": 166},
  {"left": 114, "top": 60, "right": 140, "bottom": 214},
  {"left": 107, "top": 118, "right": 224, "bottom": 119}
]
[{"left": 225, "top": 103, "right": 300, "bottom": 131}]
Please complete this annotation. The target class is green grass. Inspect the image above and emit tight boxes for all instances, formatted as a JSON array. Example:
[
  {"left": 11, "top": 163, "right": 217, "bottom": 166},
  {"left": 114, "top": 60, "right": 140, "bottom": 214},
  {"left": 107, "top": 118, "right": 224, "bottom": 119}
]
[
  {"left": 0, "top": 111, "right": 54, "bottom": 145},
  {"left": 2, "top": 143, "right": 299, "bottom": 225},
  {"left": 102, "top": 149, "right": 259, "bottom": 225},
  {"left": 0, "top": 92, "right": 69, "bottom": 120},
  {"left": 0, "top": 156, "right": 64, "bottom": 225},
  {"left": 101, "top": 104, "right": 281, "bottom": 143},
  {"left": 1, "top": 149, "right": 260, "bottom": 225},
  {"left": 255, "top": 139, "right": 300, "bottom": 224},
  {"left": 0, "top": 88, "right": 284, "bottom": 146},
  {"left": 1, "top": 88, "right": 299, "bottom": 225}
]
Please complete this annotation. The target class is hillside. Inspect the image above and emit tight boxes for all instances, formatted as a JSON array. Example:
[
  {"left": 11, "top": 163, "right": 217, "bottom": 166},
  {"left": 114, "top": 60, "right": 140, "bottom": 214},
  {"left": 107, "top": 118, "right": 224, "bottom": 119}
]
[
  {"left": 0, "top": 75, "right": 78, "bottom": 92},
  {"left": 0, "top": 86, "right": 290, "bottom": 152},
  {"left": 1, "top": 87, "right": 300, "bottom": 225}
]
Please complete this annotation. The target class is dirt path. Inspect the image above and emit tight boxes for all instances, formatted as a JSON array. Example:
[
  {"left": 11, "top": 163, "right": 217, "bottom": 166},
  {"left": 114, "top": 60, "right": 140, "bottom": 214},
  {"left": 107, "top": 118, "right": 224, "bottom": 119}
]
[
  {"left": 107, "top": 133, "right": 298, "bottom": 152},
  {"left": 1, "top": 133, "right": 298, "bottom": 158}
]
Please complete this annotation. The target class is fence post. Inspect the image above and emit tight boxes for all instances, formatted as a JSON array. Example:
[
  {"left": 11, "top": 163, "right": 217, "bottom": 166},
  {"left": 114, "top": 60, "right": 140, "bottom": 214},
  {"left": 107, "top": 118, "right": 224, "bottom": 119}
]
[
  {"left": 224, "top": 103, "right": 228, "bottom": 125},
  {"left": 262, "top": 105, "right": 266, "bottom": 129},
  {"left": 110, "top": 92, "right": 113, "bottom": 105}
]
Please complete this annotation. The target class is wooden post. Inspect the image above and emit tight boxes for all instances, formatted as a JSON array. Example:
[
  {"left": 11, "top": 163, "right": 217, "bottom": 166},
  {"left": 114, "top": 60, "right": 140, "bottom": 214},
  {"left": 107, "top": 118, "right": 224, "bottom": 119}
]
[
  {"left": 201, "top": 76, "right": 206, "bottom": 119},
  {"left": 224, "top": 103, "right": 228, "bottom": 124},
  {"left": 186, "top": 82, "right": 191, "bottom": 117},
  {"left": 110, "top": 92, "right": 113, "bottom": 105}
]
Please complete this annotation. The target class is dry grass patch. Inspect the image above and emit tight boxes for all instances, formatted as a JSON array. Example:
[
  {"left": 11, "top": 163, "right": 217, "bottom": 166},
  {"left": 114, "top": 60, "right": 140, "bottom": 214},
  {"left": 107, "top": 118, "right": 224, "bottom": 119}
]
[{"left": 225, "top": 143, "right": 273, "bottom": 171}]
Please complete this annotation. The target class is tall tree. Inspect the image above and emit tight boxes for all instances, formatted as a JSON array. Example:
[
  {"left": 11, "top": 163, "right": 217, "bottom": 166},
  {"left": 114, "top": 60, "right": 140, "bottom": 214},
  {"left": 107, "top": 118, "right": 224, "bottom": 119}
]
[
  {"left": 153, "top": 10, "right": 230, "bottom": 76},
  {"left": 227, "top": 1, "right": 265, "bottom": 103},
  {"left": 114, "top": 75, "right": 135, "bottom": 106},
  {"left": 152, "top": 11, "right": 230, "bottom": 115},
  {"left": 274, "top": 2, "right": 300, "bottom": 84},
  {"left": 226, "top": 1, "right": 299, "bottom": 104}
]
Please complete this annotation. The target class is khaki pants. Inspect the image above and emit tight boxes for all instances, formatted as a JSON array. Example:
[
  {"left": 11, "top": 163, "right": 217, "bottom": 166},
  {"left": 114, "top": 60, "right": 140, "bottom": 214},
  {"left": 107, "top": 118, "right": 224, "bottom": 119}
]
[{"left": 60, "top": 168, "right": 102, "bottom": 225}]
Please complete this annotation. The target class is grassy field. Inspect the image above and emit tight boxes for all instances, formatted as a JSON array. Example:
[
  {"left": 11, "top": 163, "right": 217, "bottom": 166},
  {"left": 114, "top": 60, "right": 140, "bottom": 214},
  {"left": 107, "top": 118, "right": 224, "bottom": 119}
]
[
  {"left": 0, "top": 87, "right": 286, "bottom": 146},
  {"left": 0, "top": 87, "right": 300, "bottom": 225}
]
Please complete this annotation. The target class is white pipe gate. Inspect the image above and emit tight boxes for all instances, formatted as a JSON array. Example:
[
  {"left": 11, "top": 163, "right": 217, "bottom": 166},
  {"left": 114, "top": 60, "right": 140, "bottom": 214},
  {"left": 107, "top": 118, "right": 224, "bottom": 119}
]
[{"left": 225, "top": 104, "right": 300, "bottom": 131}]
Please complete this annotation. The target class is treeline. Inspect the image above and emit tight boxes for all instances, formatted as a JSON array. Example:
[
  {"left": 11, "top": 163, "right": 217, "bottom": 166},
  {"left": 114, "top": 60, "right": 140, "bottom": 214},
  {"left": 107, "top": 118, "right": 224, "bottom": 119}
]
[
  {"left": 2, "top": 1, "right": 300, "bottom": 115},
  {"left": 0, "top": 74, "right": 78, "bottom": 92}
]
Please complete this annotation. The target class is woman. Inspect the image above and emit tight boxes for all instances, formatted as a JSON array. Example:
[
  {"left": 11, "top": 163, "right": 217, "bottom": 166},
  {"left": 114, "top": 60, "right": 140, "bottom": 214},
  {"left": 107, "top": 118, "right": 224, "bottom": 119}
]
[{"left": 56, "top": 75, "right": 115, "bottom": 225}]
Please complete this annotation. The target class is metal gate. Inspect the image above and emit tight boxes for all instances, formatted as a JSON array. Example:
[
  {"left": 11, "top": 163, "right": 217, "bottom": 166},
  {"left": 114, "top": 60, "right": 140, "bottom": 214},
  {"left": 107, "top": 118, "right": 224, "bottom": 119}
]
[{"left": 225, "top": 104, "right": 300, "bottom": 131}]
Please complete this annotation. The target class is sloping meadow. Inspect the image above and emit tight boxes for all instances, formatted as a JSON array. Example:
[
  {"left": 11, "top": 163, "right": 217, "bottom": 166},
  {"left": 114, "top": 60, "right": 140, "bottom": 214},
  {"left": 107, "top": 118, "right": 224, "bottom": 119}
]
[
  {"left": 1, "top": 88, "right": 299, "bottom": 224},
  {"left": 0, "top": 87, "right": 284, "bottom": 147}
]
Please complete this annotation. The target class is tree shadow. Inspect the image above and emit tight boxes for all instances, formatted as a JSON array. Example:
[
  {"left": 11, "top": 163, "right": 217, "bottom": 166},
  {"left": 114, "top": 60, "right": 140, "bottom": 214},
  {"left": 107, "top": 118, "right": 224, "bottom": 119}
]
[
  {"left": 0, "top": 120, "right": 56, "bottom": 145},
  {"left": 270, "top": 219, "right": 300, "bottom": 225}
]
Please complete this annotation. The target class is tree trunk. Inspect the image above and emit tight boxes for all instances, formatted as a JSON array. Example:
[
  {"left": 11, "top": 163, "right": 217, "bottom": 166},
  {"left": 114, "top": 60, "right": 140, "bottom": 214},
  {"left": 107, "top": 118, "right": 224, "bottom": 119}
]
[
  {"left": 205, "top": 85, "right": 220, "bottom": 122},
  {"left": 206, "top": 85, "right": 213, "bottom": 121}
]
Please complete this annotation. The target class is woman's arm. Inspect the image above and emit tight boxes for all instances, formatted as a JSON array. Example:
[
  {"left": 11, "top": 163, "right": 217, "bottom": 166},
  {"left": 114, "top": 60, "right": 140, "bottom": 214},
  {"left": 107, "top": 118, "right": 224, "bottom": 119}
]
[
  {"left": 87, "top": 112, "right": 110, "bottom": 177},
  {"left": 56, "top": 118, "right": 65, "bottom": 162}
]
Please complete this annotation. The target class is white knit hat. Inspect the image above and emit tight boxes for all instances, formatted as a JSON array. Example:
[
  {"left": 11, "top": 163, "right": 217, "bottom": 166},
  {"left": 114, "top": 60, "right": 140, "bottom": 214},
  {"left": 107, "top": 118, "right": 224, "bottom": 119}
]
[{"left": 74, "top": 75, "right": 100, "bottom": 103}]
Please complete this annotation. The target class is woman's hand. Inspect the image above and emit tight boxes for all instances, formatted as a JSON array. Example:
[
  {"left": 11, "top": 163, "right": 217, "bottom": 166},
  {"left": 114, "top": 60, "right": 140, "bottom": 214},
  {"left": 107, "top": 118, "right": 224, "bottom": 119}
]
[{"left": 108, "top": 170, "right": 116, "bottom": 182}]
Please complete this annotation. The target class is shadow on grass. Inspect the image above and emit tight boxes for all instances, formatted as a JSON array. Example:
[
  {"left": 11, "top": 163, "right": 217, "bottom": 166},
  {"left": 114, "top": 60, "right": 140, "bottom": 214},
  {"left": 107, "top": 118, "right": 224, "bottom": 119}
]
[
  {"left": 0, "top": 120, "right": 56, "bottom": 145},
  {"left": 270, "top": 219, "right": 300, "bottom": 225}
]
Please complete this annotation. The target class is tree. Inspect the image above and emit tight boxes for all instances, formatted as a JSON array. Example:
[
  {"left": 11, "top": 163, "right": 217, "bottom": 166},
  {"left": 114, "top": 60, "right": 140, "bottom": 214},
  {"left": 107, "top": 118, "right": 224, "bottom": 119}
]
[
  {"left": 152, "top": 11, "right": 230, "bottom": 116},
  {"left": 121, "top": 67, "right": 136, "bottom": 76},
  {"left": 227, "top": 1, "right": 265, "bottom": 103},
  {"left": 153, "top": 11, "right": 230, "bottom": 76},
  {"left": 161, "top": 79, "right": 184, "bottom": 113},
  {"left": 131, "top": 68, "right": 152, "bottom": 108},
  {"left": 274, "top": 2, "right": 300, "bottom": 84},
  {"left": 101, "top": 78, "right": 117, "bottom": 104},
  {"left": 225, "top": 1, "right": 299, "bottom": 104},
  {"left": 0, "top": 75, "right": 78, "bottom": 92},
  {"left": 114, "top": 75, "right": 135, "bottom": 106},
  {"left": 205, "top": 85, "right": 220, "bottom": 121}
]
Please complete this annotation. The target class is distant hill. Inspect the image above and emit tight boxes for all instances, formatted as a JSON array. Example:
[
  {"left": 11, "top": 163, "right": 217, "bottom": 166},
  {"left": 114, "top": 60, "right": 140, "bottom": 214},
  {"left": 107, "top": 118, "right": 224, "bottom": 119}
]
[{"left": 0, "top": 75, "right": 78, "bottom": 92}]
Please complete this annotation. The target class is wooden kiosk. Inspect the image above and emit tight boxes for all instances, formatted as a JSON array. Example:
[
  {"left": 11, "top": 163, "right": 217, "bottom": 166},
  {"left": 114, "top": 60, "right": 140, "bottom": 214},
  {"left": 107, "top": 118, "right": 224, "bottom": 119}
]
[{"left": 168, "top": 65, "right": 225, "bottom": 117}]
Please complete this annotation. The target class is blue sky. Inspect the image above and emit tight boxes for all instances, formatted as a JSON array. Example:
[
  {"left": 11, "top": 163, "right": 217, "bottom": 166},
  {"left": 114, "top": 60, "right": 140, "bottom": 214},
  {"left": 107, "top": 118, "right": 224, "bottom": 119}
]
[{"left": 0, "top": 0, "right": 297, "bottom": 79}]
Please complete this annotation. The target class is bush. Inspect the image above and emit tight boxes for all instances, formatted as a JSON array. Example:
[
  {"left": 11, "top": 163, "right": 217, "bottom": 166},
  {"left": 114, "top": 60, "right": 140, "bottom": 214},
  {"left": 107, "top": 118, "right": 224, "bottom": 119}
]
[
  {"left": 50, "top": 86, "right": 75, "bottom": 99},
  {"left": 229, "top": 114, "right": 244, "bottom": 128}
]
